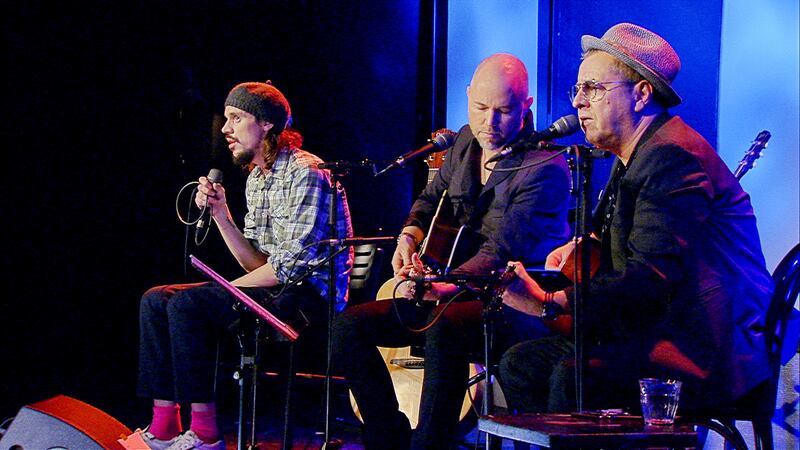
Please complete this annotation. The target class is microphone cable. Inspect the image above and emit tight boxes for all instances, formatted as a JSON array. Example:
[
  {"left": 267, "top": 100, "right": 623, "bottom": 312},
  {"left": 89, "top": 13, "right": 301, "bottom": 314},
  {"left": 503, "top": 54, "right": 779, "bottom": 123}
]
[
  {"left": 390, "top": 280, "right": 473, "bottom": 333},
  {"left": 483, "top": 145, "right": 570, "bottom": 174},
  {"left": 262, "top": 240, "right": 326, "bottom": 305},
  {"left": 175, "top": 180, "right": 215, "bottom": 247}
]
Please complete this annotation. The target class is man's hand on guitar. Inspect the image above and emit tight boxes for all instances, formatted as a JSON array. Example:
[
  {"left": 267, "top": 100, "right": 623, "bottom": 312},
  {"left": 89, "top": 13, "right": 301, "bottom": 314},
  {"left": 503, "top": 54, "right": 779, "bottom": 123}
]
[
  {"left": 501, "top": 262, "right": 546, "bottom": 316},
  {"left": 502, "top": 262, "right": 571, "bottom": 319},
  {"left": 393, "top": 258, "right": 420, "bottom": 299},
  {"left": 392, "top": 227, "right": 424, "bottom": 275},
  {"left": 393, "top": 253, "right": 458, "bottom": 301}
]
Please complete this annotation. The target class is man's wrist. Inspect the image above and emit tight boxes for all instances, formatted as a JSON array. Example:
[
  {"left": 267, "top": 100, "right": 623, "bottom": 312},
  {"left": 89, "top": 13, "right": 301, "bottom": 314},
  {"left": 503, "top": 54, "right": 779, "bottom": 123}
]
[
  {"left": 541, "top": 292, "right": 563, "bottom": 320},
  {"left": 214, "top": 211, "right": 236, "bottom": 230},
  {"left": 398, "top": 231, "right": 421, "bottom": 247}
]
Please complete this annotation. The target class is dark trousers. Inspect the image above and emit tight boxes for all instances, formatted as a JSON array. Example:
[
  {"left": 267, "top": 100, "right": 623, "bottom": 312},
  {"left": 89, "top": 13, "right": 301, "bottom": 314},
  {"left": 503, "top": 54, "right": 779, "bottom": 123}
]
[
  {"left": 332, "top": 298, "right": 551, "bottom": 450},
  {"left": 498, "top": 335, "right": 644, "bottom": 414},
  {"left": 137, "top": 282, "right": 325, "bottom": 404}
]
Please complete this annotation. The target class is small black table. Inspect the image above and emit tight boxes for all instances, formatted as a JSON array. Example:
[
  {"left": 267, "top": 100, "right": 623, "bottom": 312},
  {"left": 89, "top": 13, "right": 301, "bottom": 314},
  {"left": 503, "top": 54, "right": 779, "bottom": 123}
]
[{"left": 478, "top": 413, "right": 697, "bottom": 449}]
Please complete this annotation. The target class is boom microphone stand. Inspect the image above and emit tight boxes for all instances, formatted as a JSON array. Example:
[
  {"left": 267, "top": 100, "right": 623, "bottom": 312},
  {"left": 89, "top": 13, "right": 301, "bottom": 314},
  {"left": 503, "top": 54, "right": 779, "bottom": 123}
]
[
  {"left": 565, "top": 144, "right": 597, "bottom": 412},
  {"left": 410, "top": 271, "right": 505, "bottom": 450},
  {"left": 316, "top": 159, "right": 384, "bottom": 450}
]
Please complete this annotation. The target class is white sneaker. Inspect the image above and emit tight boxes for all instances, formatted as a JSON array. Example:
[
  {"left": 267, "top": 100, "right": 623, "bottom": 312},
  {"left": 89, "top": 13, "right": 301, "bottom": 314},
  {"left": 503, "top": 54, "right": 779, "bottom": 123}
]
[
  {"left": 118, "top": 426, "right": 179, "bottom": 450},
  {"left": 163, "top": 430, "right": 225, "bottom": 450}
]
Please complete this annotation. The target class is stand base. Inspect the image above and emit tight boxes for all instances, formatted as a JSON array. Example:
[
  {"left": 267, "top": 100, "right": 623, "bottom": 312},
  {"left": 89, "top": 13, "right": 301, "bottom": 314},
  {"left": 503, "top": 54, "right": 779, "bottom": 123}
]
[{"left": 321, "top": 438, "right": 344, "bottom": 449}]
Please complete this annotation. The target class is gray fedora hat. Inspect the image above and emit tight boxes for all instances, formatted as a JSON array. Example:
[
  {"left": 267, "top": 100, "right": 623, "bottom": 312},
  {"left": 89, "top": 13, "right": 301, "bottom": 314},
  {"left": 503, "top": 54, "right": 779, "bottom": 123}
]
[{"left": 581, "top": 23, "right": 682, "bottom": 107}]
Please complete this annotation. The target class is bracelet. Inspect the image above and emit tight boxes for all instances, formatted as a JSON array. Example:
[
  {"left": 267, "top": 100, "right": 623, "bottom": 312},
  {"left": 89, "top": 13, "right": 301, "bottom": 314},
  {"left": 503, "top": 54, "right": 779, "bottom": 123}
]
[
  {"left": 397, "top": 231, "right": 420, "bottom": 247},
  {"left": 541, "top": 291, "right": 564, "bottom": 320}
]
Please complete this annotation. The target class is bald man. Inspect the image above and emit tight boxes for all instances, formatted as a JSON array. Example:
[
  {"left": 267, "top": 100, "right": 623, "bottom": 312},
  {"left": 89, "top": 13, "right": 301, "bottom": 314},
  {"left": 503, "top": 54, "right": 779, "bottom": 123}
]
[{"left": 332, "top": 53, "right": 571, "bottom": 449}]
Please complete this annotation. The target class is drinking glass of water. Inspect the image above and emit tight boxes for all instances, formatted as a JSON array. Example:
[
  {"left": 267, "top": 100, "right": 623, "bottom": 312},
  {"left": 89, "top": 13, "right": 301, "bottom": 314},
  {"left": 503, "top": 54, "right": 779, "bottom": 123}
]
[{"left": 639, "top": 378, "right": 682, "bottom": 426}]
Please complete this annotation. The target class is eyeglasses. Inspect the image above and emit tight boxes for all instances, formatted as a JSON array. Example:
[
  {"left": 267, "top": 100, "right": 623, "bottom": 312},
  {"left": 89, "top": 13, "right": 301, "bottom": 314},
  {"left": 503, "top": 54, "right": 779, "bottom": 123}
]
[{"left": 568, "top": 80, "right": 637, "bottom": 103}]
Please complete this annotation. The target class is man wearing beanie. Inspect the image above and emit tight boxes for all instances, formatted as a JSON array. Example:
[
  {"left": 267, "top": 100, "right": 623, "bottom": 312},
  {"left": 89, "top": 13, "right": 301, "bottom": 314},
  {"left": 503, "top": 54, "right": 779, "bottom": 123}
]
[
  {"left": 122, "top": 81, "right": 354, "bottom": 449},
  {"left": 499, "top": 23, "right": 772, "bottom": 415}
]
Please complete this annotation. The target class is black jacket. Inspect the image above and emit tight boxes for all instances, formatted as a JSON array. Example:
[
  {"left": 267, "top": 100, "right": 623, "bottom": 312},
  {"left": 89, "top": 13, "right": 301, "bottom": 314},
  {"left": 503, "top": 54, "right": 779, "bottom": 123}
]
[
  {"left": 405, "top": 114, "right": 572, "bottom": 274},
  {"left": 586, "top": 114, "right": 773, "bottom": 407}
]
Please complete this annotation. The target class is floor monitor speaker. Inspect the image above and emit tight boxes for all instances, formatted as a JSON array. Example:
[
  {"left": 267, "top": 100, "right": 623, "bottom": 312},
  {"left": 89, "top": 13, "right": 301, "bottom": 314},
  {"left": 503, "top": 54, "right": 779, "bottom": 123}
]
[{"left": 0, "top": 395, "right": 131, "bottom": 450}]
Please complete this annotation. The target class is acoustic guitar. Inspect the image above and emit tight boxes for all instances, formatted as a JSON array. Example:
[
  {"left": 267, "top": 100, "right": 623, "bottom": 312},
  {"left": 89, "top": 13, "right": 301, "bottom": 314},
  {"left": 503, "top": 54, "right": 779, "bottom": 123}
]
[
  {"left": 540, "top": 129, "right": 770, "bottom": 336},
  {"left": 349, "top": 142, "right": 486, "bottom": 428}
]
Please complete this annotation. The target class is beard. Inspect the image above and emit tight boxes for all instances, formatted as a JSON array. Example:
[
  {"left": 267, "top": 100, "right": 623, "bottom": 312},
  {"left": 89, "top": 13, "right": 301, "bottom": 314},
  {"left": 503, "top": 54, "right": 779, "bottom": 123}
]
[
  {"left": 231, "top": 134, "right": 279, "bottom": 169},
  {"left": 475, "top": 134, "right": 504, "bottom": 152},
  {"left": 231, "top": 147, "right": 256, "bottom": 167}
]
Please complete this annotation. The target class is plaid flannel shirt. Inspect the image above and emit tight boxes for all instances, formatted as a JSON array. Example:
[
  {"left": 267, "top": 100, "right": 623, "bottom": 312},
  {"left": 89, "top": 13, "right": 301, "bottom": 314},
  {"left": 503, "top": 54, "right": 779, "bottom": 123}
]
[{"left": 243, "top": 147, "right": 354, "bottom": 311}]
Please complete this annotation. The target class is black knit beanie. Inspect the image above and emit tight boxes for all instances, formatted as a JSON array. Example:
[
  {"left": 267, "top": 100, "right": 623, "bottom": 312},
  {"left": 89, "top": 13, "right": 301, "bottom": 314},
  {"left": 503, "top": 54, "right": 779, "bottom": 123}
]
[{"left": 224, "top": 81, "right": 291, "bottom": 133}]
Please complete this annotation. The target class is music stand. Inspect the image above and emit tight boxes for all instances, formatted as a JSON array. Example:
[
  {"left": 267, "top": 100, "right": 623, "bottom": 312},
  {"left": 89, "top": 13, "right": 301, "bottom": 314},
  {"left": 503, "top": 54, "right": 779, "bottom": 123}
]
[
  {"left": 526, "top": 269, "right": 573, "bottom": 292},
  {"left": 191, "top": 255, "right": 300, "bottom": 341},
  {"left": 190, "top": 255, "right": 301, "bottom": 450}
]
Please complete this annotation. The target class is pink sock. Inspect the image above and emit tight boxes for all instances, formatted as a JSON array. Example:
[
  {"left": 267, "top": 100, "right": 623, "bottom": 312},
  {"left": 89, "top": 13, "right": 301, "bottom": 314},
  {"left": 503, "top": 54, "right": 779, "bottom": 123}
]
[
  {"left": 149, "top": 404, "right": 182, "bottom": 440},
  {"left": 190, "top": 408, "right": 220, "bottom": 443}
]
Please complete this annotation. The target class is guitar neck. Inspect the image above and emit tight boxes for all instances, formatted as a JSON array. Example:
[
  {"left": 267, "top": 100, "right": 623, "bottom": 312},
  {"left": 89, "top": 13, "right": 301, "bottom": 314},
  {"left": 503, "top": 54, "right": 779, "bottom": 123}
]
[
  {"left": 427, "top": 168, "right": 438, "bottom": 184},
  {"left": 425, "top": 149, "right": 447, "bottom": 184},
  {"left": 733, "top": 130, "right": 770, "bottom": 180},
  {"left": 733, "top": 161, "right": 749, "bottom": 180}
]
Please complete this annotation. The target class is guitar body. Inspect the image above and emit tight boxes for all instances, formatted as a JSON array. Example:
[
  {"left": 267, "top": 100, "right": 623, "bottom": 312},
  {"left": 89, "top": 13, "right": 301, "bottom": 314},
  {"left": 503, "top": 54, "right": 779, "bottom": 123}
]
[
  {"left": 348, "top": 279, "right": 483, "bottom": 428},
  {"left": 543, "top": 239, "right": 602, "bottom": 336},
  {"left": 420, "top": 217, "right": 482, "bottom": 274}
]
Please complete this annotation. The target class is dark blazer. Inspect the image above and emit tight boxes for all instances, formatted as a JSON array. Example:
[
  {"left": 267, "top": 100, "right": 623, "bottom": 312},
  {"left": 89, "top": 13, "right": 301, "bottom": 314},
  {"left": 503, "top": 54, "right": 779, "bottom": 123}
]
[
  {"left": 586, "top": 114, "right": 773, "bottom": 408},
  {"left": 405, "top": 114, "right": 571, "bottom": 274}
]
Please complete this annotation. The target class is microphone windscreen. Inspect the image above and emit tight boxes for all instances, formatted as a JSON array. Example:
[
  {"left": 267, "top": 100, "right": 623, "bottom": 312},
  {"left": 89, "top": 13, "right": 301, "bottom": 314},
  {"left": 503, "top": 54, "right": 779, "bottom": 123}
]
[
  {"left": 207, "top": 168, "right": 224, "bottom": 184},
  {"left": 431, "top": 129, "right": 456, "bottom": 149},
  {"left": 553, "top": 114, "right": 579, "bottom": 136}
]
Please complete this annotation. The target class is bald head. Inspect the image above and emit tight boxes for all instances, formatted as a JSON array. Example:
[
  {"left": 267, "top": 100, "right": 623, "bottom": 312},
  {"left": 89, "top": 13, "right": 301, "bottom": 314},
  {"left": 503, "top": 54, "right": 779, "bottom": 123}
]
[
  {"left": 467, "top": 53, "right": 533, "bottom": 152},
  {"left": 470, "top": 53, "right": 530, "bottom": 102}
]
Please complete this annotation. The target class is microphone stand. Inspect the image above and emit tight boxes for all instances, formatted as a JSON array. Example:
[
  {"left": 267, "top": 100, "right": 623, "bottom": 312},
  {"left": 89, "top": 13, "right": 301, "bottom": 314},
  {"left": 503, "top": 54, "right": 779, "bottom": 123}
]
[
  {"left": 266, "top": 244, "right": 348, "bottom": 450},
  {"left": 565, "top": 144, "right": 595, "bottom": 412},
  {"left": 323, "top": 164, "right": 342, "bottom": 450},
  {"left": 270, "top": 159, "right": 374, "bottom": 450},
  {"left": 316, "top": 159, "right": 380, "bottom": 450},
  {"left": 317, "top": 158, "right": 390, "bottom": 176},
  {"left": 412, "top": 272, "right": 504, "bottom": 450},
  {"left": 480, "top": 276, "right": 504, "bottom": 450}
]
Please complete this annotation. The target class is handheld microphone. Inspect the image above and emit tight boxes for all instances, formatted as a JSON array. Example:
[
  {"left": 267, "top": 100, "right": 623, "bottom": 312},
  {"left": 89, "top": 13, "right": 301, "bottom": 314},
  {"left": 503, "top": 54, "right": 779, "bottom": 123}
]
[
  {"left": 486, "top": 114, "right": 580, "bottom": 164},
  {"left": 375, "top": 129, "right": 456, "bottom": 176},
  {"left": 196, "top": 168, "right": 223, "bottom": 232}
]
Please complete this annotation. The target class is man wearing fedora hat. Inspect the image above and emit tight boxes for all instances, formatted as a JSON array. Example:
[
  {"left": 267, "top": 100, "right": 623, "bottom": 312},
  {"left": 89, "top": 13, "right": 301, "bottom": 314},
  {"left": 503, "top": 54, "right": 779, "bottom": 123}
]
[{"left": 498, "top": 23, "right": 772, "bottom": 414}]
